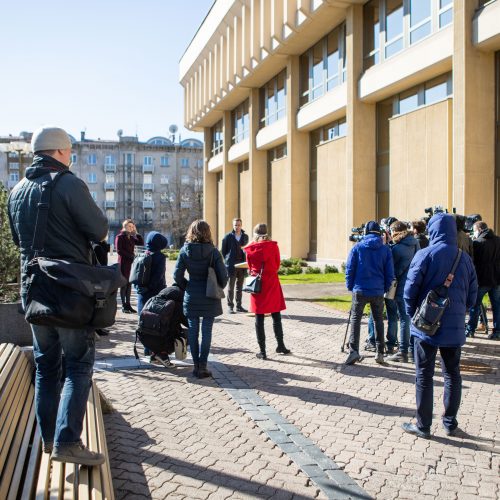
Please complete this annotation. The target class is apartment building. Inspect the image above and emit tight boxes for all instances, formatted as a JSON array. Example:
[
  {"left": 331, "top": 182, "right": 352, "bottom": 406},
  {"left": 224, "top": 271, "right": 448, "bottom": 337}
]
[
  {"left": 179, "top": 0, "right": 500, "bottom": 262},
  {"left": 0, "top": 132, "right": 204, "bottom": 245}
]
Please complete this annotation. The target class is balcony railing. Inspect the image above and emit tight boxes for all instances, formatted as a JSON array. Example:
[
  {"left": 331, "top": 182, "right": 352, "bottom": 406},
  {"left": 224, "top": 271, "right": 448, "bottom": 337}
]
[
  {"left": 104, "top": 165, "right": 116, "bottom": 173},
  {"left": 104, "top": 201, "right": 117, "bottom": 209},
  {"left": 142, "top": 183, "right": 154, "bottom": 191},
  {"left": 142, "top": 201, "right": 154, "bottom": 209},
  {"left": 104, "top": 182, "right": 116, "bottom": 190},
  {"left": 142, "top": 165, "right": 154, "bottom": 173}
]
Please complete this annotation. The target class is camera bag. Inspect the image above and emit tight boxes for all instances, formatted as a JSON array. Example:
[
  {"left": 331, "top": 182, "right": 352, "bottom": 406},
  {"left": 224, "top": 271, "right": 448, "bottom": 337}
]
[
  {"left": 411, "top": 249, "right": 462, "bottom": 337},
  {"left": 24, "top": 171, "right": 126, "bottom": 329}
]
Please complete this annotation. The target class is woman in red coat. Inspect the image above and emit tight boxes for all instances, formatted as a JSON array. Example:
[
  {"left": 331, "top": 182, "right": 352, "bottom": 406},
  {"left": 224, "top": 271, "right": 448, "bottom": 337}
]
[
  {"left": 115, "top": 219, "right": 144, "bottom": 313},
  {"left": 245, "top": 223, "right": 290, "bottom": 359}
]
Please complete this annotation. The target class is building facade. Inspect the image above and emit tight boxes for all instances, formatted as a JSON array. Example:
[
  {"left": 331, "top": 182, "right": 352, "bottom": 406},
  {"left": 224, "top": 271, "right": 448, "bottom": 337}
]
[
  {"left": 0, "top": 132, "right": 204, "bottom": 246},
  {"left": 179, "top": 0, "right": 500, "bottom": 262}
]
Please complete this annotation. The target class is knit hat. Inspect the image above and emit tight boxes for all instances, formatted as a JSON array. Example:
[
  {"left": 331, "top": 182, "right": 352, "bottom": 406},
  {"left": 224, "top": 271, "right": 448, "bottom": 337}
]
[
  {"left": 31, "top": 126, "right": 72, "bottom": 153},
  {"left": 364, "top": 221, "right": 381, "bottom": 235}
]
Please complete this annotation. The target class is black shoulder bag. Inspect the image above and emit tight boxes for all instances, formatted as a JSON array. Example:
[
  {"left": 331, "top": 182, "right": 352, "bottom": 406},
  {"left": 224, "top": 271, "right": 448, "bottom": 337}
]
[
  {"left": 24, "top": 171, "right": 127, "bottom": 329},
  {"left": 411, "top": 249, "right": 462, "bottom": 337},
  {"left": 243, "top": 263, "right": 264, "bottom": 294}
]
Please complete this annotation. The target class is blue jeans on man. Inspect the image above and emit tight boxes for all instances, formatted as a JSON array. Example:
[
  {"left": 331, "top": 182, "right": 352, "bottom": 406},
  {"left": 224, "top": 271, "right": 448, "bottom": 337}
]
[
  {"left": 414, "top": 337, "right": 461, "bottom": 433},
  {"left": 187, "top": 317, "right": 215, "bottom": 364},
  {"left": 32, "top": 324, "right": 95, "bottom": 448},
  {"left": 466, "top": 285, "right": 500, "bottom": 339},
  {"left": 367, "top": 298, "right": 398, "bottom": 349}
]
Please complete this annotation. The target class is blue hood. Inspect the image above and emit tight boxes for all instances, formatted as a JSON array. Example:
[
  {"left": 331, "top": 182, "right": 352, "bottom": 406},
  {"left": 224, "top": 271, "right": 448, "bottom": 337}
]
[
  {"left": 360, "top": 233, "right": 383, "bottom": 249},
  {"left": 146, "top": 231, "right": 168, "bottom": 252},
  {"left": 428, "top": 213, "right": 457, "bottom": 246}
]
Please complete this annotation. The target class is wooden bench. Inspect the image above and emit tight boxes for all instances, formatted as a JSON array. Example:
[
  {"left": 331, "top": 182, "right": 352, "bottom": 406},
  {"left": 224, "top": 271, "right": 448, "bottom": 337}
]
[{"left": 0, "top": 343, "right": 114, "bottom": 499}]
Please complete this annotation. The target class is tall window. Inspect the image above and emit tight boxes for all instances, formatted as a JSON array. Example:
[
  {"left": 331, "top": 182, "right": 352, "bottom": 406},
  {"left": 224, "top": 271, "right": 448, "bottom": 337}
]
[
  {"left": 71, "top": 153, "right": 78, "bottom": 164},
  {"left": 300, "top": 24, "right": 346, "bottom": 106},
  {"left": 125, "top": 153, "right": 134, "bottom": 166},
  {"left": 87, "top": 172, "right": 97, "bottom": 183},
  {"left": 363, "top": 1, "right": 454, "bottom": 70},
  {"left": 160, "top": 156, "right": 169, "bottom": 167},
  {"left": 260, "top": 69, "right": 286, "bottom": 127},
  {"left": 105, "top": 154, "right": 115, "bottom": 166},
  {"left": 143, "top": 156, "right": 152, "bottom": 166},
  {"left": 87, "top": 154, "right": 97, "bottom": 165},
  {"left": 181, "top": 158, "right": 189, "bottom": 168},
  {"left": 232, "top": 100, "right": 249, "bottom": 144},
  {"left": 211, "top": 121, "right": 223, "bottom": 156}
]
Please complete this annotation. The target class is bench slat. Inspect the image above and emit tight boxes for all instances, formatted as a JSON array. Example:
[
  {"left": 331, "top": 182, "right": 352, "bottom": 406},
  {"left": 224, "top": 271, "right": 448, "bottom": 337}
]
[
  {"left": 0, "top": 360, "right": 32, "bottom": 476},
  {"left": 78, "top": 410, "right": 90, "bottom": 500},
  {"left": 94, "top": 383, "right": 115, "bottom": 500},
  {"left": 62, "top": 462, "right": 76, "bottom": 500},
  {"left": 19, "top": 424, "right": 42, "bottom": 500},
  {"left": 0, "top": 343, "right": 16, "bottom": 377},
  {"left": 35, "top": 447, "right": 52, "bottom": 500},
  {"left": 88, "top": 385, "right": 103, "bottom": 500},
  {"left": 48, "top": 460, "right": 64, "bottom": 500},
  {"left": 6, "top": 386, "right": 37, "bottom": 500}
]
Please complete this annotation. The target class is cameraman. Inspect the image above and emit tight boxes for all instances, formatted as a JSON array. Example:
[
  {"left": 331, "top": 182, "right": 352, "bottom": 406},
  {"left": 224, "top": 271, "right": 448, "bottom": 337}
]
[{"left": 345, "top": 221, "right": 395, "bottom": 365}]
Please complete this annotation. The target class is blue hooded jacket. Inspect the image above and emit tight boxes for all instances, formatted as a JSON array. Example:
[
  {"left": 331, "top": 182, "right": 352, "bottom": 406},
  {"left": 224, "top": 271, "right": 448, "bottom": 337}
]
[
  {"left": 391, "top": 233, "right": 420, "bottom": 298},
  {"left": 404, "top": 213, "right": 478, "bottom": 347},
  {"left": 137, "top": 231, "right": 168, "bottom": 296},
  {"left": 345, "top": 233, "right": 395, "bottom": 296}
]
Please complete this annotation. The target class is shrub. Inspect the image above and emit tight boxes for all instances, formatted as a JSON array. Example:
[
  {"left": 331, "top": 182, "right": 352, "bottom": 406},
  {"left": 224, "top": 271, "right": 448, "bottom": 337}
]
[
  {"left": 168, "top": 251, "right": 180, "bottom": 261},
  {"left": 280, "top": 258, "right": 293, "bottom": 268},
  {"left": 324, "top": 264, "right": 339, "bottom": 273},
  {"left": 0, "top": 186, "right": 21, "bottom": 302},
  {"left": 340, "top": 261, "right": 346, "bottom": 273},
  {"left": 305, "top": 266, "right": 321, "bottom": 274},
  {"left": 279, "top": 264, "right": 302, "bottom": 275}
]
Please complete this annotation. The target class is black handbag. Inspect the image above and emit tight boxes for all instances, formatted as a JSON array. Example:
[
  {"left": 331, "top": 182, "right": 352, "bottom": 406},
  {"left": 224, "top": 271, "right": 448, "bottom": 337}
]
[
  {"left": 411, "top": 249, "right": 462, "bottom": 337},
  {"left": 243, "top": 264, "right": 264, "bottom": 294},
  {"left": 24, "top": 171, "right": 126, "bottom": 329}
]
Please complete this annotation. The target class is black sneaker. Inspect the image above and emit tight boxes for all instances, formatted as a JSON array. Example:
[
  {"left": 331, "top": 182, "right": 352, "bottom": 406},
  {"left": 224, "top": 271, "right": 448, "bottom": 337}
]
[
  {"left": 276, "top": 345, "right": 291, "bottom": 355},
  {"left": 443, "top": 425, "right": 459, "bottom": 437},
  {"left": 228, "top": 307, "right": 235, "bottom": 314},
  {"left": 364, "top": 342, "right": 376, "bottom": 352},
  {"left": 256, "top": 352, "right": 267, "bottom": 360},
  {"left": 487, "top": 332, "right": 500, "bottom": 340},
  {"left": 375, "top": 353, "right": 387, "bottom": 365},
  {"left": 51, "top": 442, "right": 105, "bottom": 466},
  {"left": 386, "top": 351, "right": 408, "bottom": 362},
  {"left": 236, "top": 306, "right": 248, "bottom": 313},
  {"left": 402, "top": 422, "right": 431, "bottom": 439},
  {"left": 344, "top": 351, "right": 362, "bottom": 365},
  {"left": 127, "top": 305, "right": 137, "bottom": 313}
]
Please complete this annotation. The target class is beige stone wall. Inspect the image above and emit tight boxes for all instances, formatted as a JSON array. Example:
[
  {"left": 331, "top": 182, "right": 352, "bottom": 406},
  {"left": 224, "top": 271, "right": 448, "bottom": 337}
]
[
  {"left": 316, "top": 137, "right": 349, "bottom": 261},
  {"left": 271, "top": 157, "right": 290, "bottom": 257},
  {"left": 216, "top": 175, "right": 224, "bottom": 246},
  {"left": 239, "top": 167, "right": 252, "bottom": 233},
  {"left": 389, "top": 99, "right": 452, "bottom": 221}
]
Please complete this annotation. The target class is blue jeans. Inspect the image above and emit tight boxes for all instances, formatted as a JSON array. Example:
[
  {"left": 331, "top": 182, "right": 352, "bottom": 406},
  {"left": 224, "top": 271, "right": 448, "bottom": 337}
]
[
  {"left": 367, "top": 298, "right": 397, "bottom": 348},
  {"left": 414, "top": 337, "right": 461, "bottom": 433},
  {"left": 394, "top": 296, "right": 411, "bottom": 353},
  {"left": 31, "top": 324, "right": 95, "bottom": 447},
  {"left": 187, "top": 317, "right": 215, "bottom": 364},
  {"left": 467, "top": 286, "right": 500, "bottom": 335}
]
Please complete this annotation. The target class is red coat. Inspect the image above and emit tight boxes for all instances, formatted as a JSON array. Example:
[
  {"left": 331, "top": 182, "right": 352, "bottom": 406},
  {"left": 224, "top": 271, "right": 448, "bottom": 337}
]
[
  {"left": 245, "top": 240, "right": 286, "bottom": 314},
  {"left": 115, "top": 230, "right": 144, "bottom": 278}
]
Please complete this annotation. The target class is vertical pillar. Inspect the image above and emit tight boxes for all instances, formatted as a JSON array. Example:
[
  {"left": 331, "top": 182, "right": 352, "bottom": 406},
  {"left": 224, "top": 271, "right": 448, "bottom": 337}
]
[
  {"left": 222, "top": 111, "right": 238, "bottom": 241},
  {"left": 346, "top": 5, "right": 376, "bottom": 227},
  {"left": 287, "top": 55, "right": 310, "bottom": 258},
  {"left": 453, "top": 0, "right": 495, "bottom": 222},
  {"left": 203, "top": 128, "right": 217, "bottom": 233},
  {"left": 249, "top": 88, "right": 268, "bottom": 229}
]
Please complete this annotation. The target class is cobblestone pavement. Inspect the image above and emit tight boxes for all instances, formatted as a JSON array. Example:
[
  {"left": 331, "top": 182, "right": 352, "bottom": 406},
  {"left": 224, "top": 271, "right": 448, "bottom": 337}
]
[{"left": 95, "top": 285, "right": 499, "bottom": 499}]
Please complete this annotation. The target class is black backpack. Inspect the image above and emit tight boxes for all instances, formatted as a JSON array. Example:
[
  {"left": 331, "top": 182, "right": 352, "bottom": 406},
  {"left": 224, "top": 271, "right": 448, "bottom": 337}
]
[
  {"left": 129, "top": 251, "right": 152, "bottom": 286},
  {"left": 134, "top": 294, "right": 186, "bottom": 357}
]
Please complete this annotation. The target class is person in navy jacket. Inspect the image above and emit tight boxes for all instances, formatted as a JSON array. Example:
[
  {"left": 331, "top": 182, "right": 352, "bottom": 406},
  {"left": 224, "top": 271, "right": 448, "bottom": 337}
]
[
  {"left": 402, "top": 213, "right": 477, "bottom": 439},
  {"left": 345, "top": 221, "right": 395, "bottom": 366}
]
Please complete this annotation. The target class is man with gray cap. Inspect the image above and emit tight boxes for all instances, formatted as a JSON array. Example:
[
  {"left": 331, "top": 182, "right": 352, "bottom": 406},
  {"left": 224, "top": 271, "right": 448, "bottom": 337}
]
[
  {"left": 8, "top": 126, "right": 108, "bottom": 466},
  {"left": 345, "top": 221, "right": 395, "bottom": 365}
]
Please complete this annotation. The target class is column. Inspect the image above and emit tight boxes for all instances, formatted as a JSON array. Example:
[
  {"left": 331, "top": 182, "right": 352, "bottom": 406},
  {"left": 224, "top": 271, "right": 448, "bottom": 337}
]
[{"left": 203, "top": 128, "right": 217, "bottom": 233}]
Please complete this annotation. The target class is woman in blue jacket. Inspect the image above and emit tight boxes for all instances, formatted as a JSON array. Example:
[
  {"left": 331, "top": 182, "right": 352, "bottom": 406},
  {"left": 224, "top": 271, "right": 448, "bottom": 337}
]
[{"left": 173, "top": 220, "right": 228, "bottom": 379}]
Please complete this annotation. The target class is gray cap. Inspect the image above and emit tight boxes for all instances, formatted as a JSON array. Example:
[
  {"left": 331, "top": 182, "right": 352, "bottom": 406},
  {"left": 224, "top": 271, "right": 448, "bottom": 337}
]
[{"left": 31, "top": 126, "right": 72, "bottom": 153}]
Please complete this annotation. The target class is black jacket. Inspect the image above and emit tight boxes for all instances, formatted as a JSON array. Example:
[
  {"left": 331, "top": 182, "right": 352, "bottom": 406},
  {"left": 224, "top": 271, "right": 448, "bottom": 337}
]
[
  {"left": 8, "top": 154, "right": 108, "bottom": 295},
  {"left": 415, "top": 233, "right": 429, "bottom": 249},
  {"left": 221, "top": 230, "right": 249, "bottom": 274},
  {"left": 472, "top": 229, "right": 500, "bottom": 287}
]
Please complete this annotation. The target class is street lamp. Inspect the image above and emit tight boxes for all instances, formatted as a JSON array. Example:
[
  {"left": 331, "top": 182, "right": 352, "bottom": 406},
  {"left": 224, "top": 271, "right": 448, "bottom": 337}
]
[{"left": 8, "top": 141, "right": 31, "bottom": 180}]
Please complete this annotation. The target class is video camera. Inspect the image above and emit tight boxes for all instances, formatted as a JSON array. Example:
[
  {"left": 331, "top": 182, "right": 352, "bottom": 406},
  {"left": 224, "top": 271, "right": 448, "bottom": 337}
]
[
  {"left": 465, "top": 214, "right": 482, "bottom": 234},
  {"left": 349, "top": 224, "right": 366, "bottom": 243}
]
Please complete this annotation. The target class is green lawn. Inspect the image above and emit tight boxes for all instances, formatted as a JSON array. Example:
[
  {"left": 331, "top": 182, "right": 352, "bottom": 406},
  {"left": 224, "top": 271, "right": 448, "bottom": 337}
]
[
  {"left": 313, "top": 295, "right": 352, "bottom": 312},
  {"left": 279, "top": 272, "right": 346, "bottom": 284}
]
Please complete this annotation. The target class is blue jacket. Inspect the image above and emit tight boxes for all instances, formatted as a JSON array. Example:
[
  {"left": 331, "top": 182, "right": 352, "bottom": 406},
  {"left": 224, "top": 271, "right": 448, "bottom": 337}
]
[
  {"left": 221, "top": 230, "right": 249, "bottom": 275},
  {"left": 173, "top": 242, "right": 228, "bottom": 317},
  {"left": 345, "top": 234, "right": 394, "bottom": 296},
  {"left": 404, "top": 213, "right": 478, "bottom": 347},
  {"left": 391, "top": 234, "right": 420, "bottom": 298},
  {"left": 137, "top": 231, "right": 168, "bottom": 297}
]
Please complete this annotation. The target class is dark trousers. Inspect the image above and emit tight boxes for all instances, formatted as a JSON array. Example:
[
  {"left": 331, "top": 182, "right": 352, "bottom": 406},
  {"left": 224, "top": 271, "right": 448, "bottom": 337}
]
[
  {"left": 120, "top": 283, "right": 132, "bottom": 308},
  {"left": 414, "top": 337, "right": 462, "bottom": 433},
  {"left": 255, "top": 312, "right": 285, "bottom": 353},
  {"left": 227, "top": 268, "right": 245, "bottom": 308},
  {"left": 349, "top": 292, "right": 385, "bottom": 353}
]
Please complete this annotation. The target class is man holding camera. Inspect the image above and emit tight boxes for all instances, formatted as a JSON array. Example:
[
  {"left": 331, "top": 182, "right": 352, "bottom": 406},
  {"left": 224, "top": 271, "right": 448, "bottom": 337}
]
[
  {"left": 345, "top": 221, "right": 395, "bottom": 365},
  {"left": 402, "top": 213, "right": 477, "bottom": 438}
]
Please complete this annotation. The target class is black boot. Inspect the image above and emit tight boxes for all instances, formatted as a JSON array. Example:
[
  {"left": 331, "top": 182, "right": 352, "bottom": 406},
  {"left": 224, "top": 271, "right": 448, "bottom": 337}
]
[
  {"left": 192, "top": 363, "right": 199, "bottom": 377},
  {"left": 255, "top": 315, "right": 267, "bottom": 359},
  {"left": 198, "top": 362, "right": 212, "bottom": 378},
  {"left": 273, "top": 315, "right": 291, "bottom": 354}
]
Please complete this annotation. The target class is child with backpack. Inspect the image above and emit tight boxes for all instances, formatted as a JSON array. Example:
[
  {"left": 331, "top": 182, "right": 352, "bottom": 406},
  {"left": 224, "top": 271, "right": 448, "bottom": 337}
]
[{"left": 135, "top": 231, "right": 168, "bottom": 359}]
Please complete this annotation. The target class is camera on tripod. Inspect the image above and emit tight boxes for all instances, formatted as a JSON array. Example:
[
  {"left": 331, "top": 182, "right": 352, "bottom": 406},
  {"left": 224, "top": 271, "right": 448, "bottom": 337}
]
[{"left": 349, "top": 224, "right": 366, "bottom": 243}]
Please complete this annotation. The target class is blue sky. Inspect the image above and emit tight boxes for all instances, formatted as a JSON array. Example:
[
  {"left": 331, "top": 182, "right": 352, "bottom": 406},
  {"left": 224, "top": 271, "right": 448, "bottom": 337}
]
[{"left": 0, "top": 0, "right": 213, "bottom": 142}]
